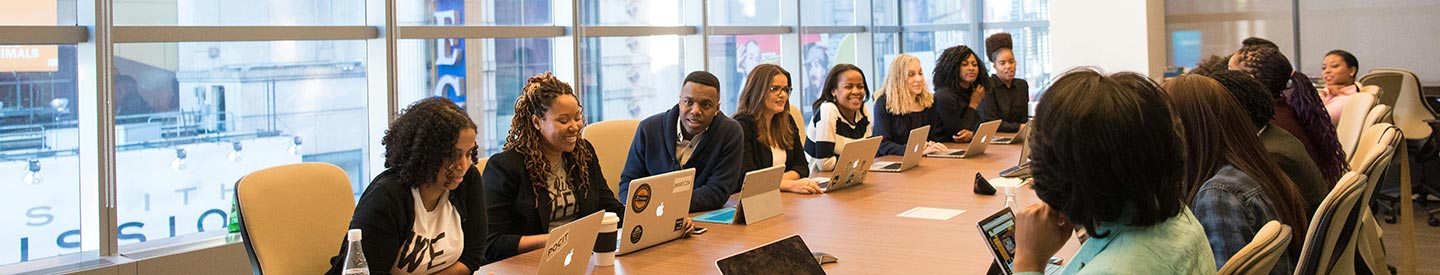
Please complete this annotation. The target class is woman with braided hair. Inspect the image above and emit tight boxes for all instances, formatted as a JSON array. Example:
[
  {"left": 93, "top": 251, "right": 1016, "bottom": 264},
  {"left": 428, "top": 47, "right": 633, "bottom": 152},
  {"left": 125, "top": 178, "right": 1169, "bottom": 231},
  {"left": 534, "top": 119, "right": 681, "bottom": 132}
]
[
  {"left": 482, "top": 72, "right": 624, "bottom": 261},
  {"left": 1230, "top": 46, "right": 1349, "bottom": 185}
]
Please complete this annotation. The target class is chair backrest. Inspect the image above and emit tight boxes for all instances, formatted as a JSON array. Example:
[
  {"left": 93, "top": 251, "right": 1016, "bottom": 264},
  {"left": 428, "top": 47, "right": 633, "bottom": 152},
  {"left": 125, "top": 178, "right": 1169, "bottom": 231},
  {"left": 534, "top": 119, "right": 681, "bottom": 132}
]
[
  {"left": 1336, "top": 93, "right": 1377, "bottom": 159},
  {"left": 236, "top": 162, "right": 356, "bottom": 275},
  {"left": 1363, "top": 104, "right": 1391, "bottom": 130},
  {"left": 1351, "top": 123, "right": 1397, "bottom": 169},
  {"left": 1217, "top": 221, "right": 1293, "bottom": 275},
  {"left": 475, "top": 157, "right": 489, "bottom": 175},
  {"left": 1358, "top": 85, "right": 1381, "bottom": 96},
  {"left": 1364, "top": 68, "right": 1431, "bottom": 140},
  {"left": 790, "top": 104, "right": 806, "bottom": 143},
  {"left": 1359, "top": 70, "right": 1403, "bottom": 107},
  {"left": 581, "top": 119, "right": 641, "bottom": 196},
  {"left": 1294, "top": 171, "right": 1367, "bottom": 275}
]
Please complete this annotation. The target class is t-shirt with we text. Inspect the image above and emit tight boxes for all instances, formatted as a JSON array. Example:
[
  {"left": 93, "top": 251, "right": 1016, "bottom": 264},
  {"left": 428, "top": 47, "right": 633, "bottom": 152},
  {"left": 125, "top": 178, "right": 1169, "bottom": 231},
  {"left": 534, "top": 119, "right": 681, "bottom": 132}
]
[{"left": 391, "top": 188, "right": 465, "bottom": 275}]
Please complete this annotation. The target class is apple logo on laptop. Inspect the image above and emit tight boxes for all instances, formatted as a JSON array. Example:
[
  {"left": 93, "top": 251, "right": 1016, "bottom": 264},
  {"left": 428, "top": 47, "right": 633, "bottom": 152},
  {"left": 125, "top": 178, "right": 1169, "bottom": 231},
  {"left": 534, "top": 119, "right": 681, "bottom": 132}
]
[
  {"left": 656, "top": 202, "right": 666, "bottom": 217},
  {"left": 912, "top": 144, "right": 920, "bottom": 153},
  {"left": 564, "top": 249, "right": 574, "bottom": 266},
  {"left": 981, "top": 136, "right": 988, "bottom": 143}
]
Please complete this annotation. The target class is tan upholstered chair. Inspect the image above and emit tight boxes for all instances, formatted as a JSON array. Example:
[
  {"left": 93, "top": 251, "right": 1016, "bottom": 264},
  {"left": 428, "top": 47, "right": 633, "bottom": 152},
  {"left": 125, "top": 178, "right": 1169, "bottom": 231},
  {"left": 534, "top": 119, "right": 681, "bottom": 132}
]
[
  {"left": 790, "top": 104, "right": 807, "bottom": 143},
  {"left": 475, "top": 157, "right": 489, "bottom": 174},
  {"left": 1351, "top": 124, "right": 1402, "bottom": 275},
  {"left": 236, "top": 162, "right": 356, "bottom": 275},
  {"left": 582, "top": 119, "right": 641, "bottom": 196},
  {"left": 1216, "top": 221, "right": 1292, "bottom": 275},
  {"left": 1294, "top": 171, "right": 1367, "bottom": 275},
  {"left": 1363, "top": 68, "right": 1431, "bottom": 140},
  {"left": 1335, "top": 93, "right": 1377, "bottom": 159}
]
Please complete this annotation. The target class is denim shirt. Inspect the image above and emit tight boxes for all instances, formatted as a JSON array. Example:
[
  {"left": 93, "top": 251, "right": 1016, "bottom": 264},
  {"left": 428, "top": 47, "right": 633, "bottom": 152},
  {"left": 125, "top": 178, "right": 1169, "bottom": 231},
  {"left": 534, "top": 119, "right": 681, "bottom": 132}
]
[
  {"left": 1193, "top": 165, "right": 1293, "bottom": 275},
  {"left": 1016, "top": 207, "right": 1216, "bottom": 275}
]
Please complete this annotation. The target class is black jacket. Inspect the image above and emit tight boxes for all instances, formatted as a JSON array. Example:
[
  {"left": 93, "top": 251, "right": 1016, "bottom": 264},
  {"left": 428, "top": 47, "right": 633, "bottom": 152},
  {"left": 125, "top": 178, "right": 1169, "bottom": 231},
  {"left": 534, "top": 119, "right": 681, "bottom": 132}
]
[
  {"left": 932, "top": 86, "right": 982, "bottom": 141},
  {"left": 873, "top": 94, "right": 935, "bottom": 156},
  {"left": 326, "top": 166, "right": 490, "bottom": 275},
  {"left": 735, "top": 113, "right": 810, "bottom": 178},
  {"left": 482, "top": 140, "right": 624, "bottom": 261},
  {"left": 979, "top": 75, "right": 1030, "bottom": 133}
]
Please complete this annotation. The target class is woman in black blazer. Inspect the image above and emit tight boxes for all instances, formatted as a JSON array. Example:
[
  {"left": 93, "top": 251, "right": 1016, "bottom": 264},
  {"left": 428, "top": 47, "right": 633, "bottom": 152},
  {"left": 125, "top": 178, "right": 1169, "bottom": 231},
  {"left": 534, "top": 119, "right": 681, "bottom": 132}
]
[
  {"left": 734, "top": 64, "right": 821, "bottom": 194},
  {"left": 482, "top": 72, "right": 623, "bottom": 262}
]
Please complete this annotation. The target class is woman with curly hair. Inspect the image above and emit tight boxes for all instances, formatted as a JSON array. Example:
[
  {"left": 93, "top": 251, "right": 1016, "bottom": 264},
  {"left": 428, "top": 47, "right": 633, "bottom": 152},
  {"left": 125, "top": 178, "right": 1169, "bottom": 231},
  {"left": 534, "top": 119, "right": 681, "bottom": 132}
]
[
  {"left": 1230, "top": 46, "right": 1349, "bottom": 185},
  {"left": 734, "top": 63, "right": 821, "bottom": 194},
  {"left": 482, "top": 72, "right": 625, "bottom": 261},
  {"left": 979, "top": 33, "right": 1030, "bottom": 133},
  {"left": 930, "top": 45, "right": 987, "bottom": 142},
  {"left": 874, "top": 54, "right": 948, "bottom": 156},
  {"left": 327, "top": 97, "right": 487, "bottom": 275}
]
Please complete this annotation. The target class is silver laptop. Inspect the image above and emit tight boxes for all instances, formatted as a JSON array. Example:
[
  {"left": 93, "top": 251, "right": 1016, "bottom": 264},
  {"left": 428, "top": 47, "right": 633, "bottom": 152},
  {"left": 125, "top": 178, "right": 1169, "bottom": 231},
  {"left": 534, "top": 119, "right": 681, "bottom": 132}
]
[
  {"left": 999, "top": 138, "right": 1032, "bottom": 178},
  {"left": 693, "top": 166, "right": 784, "bottom": 225},
  {"left": 617, "top": 168, "right": 695, "bottom": 255},
  {"left": 871, "top": 125, "right": 930, "bottom": 172},
  {"left": 978, "top": 207, "right": 1063, "bottom": 275},
  {"left": 926, "top": 120, "right": 1001, "bottom": 159},
  {"left": 990, "top": 123, "right": 1028, "bottom": 145},
  {"left": 539, "top": 211, "right": 605, "bottom": 275},
  {"left": 810, "top": 136, "right": 882, "bottom": 192}
]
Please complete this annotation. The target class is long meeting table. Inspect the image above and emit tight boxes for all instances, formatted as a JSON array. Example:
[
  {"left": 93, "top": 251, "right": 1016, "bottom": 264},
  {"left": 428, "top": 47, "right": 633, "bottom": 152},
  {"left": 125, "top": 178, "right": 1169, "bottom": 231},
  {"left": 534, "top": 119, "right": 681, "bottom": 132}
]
[{"left": 475, "top": 136, "right": 1081, "bottom": 274}]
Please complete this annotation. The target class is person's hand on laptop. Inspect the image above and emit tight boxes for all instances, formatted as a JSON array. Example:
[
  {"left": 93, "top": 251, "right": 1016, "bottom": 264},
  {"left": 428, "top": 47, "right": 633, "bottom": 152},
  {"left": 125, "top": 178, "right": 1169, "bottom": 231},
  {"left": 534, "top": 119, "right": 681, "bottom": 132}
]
[
  {"left": 680, "top": 217, "right": 696, "bottom": 238},
  {"left": 952, "top": 130, "right": 974, "bottom": 143},
  {"left": 781, "top": 178, "right": 823, "bottom": 194},
  {"left": 1013, "top": 203, "right": 1072, "bottom": 274},
  {"left": 922, "top": 142, "right": 949, "bottom": 155}
]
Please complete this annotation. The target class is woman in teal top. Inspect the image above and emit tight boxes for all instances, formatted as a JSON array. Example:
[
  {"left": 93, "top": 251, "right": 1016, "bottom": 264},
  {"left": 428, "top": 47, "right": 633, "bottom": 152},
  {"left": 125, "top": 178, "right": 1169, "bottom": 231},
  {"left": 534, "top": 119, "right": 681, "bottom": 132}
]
[{"left": 1011, "top": 69, "right": 1215, "bottom": 275}]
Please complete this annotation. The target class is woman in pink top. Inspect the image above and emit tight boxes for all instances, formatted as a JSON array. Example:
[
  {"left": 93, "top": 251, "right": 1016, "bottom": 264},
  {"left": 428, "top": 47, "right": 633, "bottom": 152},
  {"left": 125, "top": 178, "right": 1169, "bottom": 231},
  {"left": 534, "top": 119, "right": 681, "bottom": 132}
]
[{"left": 1319, "top": 50, "right": 1359, "bottom": 126}]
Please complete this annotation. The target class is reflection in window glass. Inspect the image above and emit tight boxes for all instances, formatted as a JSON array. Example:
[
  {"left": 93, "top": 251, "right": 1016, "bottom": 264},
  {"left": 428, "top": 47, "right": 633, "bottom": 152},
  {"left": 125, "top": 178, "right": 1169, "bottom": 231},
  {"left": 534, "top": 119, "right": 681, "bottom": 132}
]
[
  {"left": 1, "top": 45, "right": 84, "bottom": 265},
  {"left": 983, "top": 27, "right": 1051, "bottom": 99},
  {"left": 901, "top": 30, "right": 969, "bottom": 88},
  {"left": 112, "top": 41, "right": 368, "bottom": 248},
  {"left": 710, "top": 35, "right": 784, "bottom": 115},
  {"left": 398, "top": 38, "right": 555, "bottom": 156},
  {"left": 902, "top": 0, "right": 974, "bottom": 25},
  {"left": 873, "top": 33, "right": 900, "bottom": 86},
  {"left": 398, "top": 0, "right": 553, "bottom": 26},
  {"left": 1165, "top": 0, "right": 1295, "bottom": 72},
  {"left": 581, "top": 36, "right": 685, "bottom": 122},
  {"left": 984, "top": 0, "right": 1049, "bottom": 22},
  {"left": 581, "top": 0, "right": 682, "bottom": 26},
  {"left": 710, "top": 0, "right": 782, "bottom": 25},
  {"left": 798, "top": 33, "right": 860, "bottom": 120},
  {"left": 114, "top": 0, "right": 365, "bottom": 26},
  {"left": 800, "top": 0, "right": 857, "bottom": 26}
]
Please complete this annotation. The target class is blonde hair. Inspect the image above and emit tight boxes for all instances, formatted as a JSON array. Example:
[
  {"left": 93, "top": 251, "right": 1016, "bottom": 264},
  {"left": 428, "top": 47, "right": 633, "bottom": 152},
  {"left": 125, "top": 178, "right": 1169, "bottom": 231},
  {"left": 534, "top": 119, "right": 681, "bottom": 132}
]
[{"left": 878, "top": 54, "right": 933, "bottom": 114}]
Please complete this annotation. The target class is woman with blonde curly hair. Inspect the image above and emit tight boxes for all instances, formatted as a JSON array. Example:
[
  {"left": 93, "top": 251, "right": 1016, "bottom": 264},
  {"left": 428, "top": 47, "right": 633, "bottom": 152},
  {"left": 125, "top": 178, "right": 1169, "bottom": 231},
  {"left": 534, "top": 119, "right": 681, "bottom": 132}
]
[
  {"left": 874, "top": 53, "right": 947, "bottom": 156},
  {"left": 482, "top": 72, "right": 623, "bottom": 261}
]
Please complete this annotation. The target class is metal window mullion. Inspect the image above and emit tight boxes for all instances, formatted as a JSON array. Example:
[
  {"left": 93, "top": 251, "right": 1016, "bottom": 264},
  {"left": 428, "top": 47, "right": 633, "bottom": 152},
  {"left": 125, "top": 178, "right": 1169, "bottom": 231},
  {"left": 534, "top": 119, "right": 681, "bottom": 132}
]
[
  {"left": 78, "top": 0, "right": 119, "bottom": 258},
  {"left": 395, "top": 26, "right": 567, "bottom": 39},
  {"left": 979, "top": 21, "right": 1049, "bottom": 29},
  {"left": 0, "top": 26, "right": 89, "bottom": 44},
  {"left": 707, "top": 26, "right": 793, "bottom": 35},
  {"left": 112, "top": 26, "right": 379, "bottom": 43},
  {"left": 902, "top": 23, "right": 972, "bottom": 33},
  {"left": 578, "top": 26, "right": 697, "bottom": 37},
  {"left": 799, "top": 26, "right": 866, "bottom": 34}
]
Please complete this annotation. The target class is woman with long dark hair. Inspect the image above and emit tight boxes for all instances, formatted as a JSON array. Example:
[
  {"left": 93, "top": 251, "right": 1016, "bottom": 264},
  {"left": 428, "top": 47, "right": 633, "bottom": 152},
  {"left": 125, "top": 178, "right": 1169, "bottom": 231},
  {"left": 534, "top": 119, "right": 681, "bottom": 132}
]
[
  {"left": 735, "top": 63, "right": 822, "bottom": 194},
  {"left": 1231, "top": 46, "right": 1348, "bottom": 185},
  {"left": 805, "top": 64, "right": 874, "bottom": 171}
]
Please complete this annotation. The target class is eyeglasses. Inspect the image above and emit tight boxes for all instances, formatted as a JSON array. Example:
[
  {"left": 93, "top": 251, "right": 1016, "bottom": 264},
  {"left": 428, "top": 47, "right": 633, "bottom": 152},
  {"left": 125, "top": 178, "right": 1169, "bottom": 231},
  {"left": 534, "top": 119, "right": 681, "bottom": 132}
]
[{"left": 768, "top": 86, "right": 793, "bottom": 93}]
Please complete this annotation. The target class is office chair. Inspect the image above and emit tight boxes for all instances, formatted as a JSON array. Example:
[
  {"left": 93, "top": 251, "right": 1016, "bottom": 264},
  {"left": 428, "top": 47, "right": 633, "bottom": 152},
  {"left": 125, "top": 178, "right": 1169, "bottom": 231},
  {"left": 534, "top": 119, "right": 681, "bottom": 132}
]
[
  {"left": 236, "top": 162, "right": 356, "bottom": 275},
  {"left": 1295, "top": 171, "right": 1367, "bottom": 275},
  {"left": 581, "top": 119, "right": 640, "bottom": 196},
  {"left": 1216, "top": 221, "right": 1292, "bottom": 275},
  {"left": 1337, "top": 93, "right": 1378, "bottom": 160}
]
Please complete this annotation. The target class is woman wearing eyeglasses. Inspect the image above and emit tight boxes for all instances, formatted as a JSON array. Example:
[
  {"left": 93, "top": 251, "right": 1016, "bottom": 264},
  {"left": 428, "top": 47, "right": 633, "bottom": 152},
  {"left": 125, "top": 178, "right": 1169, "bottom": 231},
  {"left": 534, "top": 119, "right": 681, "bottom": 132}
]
[{"left": 735, "top": 64, "right": 822, "bottom": 194}]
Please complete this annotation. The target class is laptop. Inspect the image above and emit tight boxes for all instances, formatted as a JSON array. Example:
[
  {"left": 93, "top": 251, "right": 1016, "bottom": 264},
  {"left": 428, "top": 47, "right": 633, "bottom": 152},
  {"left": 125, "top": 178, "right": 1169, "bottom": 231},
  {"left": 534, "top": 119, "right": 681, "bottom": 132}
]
[
  {"left": 871, "top": 125, "right": 929, "bottom": 172},
  {"left": 926, "top": 120, "right": 1001, "bottom": 159},
  {"left": 617, "top": 168, "right": 696, "bottom": 255},
  {"left": 694, "top": 166, "right": 784, "bottom": 225},
  {"left": 990, "top": 123, "right": 1028, "bottom": 145},
  {"left": 715, "top": 235, "right": 826, "bottom": 275},
  {"left": 977, "top": 208, "right": 1062, "bottom": 275},
  {"left": 539, "top": 211, "right": 605, "bottom": 275},
  {"left": 810, "top": 136, "right": 882, "bottom": 192},
  {"left": 999, "top": 139, "right": 1032, "bottom": 178}
]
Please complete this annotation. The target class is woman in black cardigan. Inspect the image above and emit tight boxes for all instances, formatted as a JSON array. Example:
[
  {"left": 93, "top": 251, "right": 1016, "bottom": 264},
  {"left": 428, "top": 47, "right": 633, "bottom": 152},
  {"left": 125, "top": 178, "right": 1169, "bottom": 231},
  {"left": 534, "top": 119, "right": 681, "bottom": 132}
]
[
  {"left": 482, "top": 72, "right": 623, "bottom": 261},
  {"left": 874, "top": 54, "right": 948, "bottom": 156},
  {"left": 734, "top": 64, "right": 821, "bottom": 194}
]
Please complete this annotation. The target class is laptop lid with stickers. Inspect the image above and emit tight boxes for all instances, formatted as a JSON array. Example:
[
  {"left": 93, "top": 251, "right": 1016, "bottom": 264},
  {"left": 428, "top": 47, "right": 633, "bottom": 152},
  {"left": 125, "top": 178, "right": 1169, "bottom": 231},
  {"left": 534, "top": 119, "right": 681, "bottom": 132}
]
[{"left": 617, "top": 168, "right": 696, "bottom": 255}]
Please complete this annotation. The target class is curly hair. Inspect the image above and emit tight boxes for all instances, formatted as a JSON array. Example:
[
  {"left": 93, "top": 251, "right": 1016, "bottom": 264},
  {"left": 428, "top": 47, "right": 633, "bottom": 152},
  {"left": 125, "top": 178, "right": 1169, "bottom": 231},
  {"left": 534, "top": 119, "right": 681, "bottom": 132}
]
[
  {"left": 504, "top": 72, "right": 597, "bottom": 207},
  {"left": 984, "top": 32, "right": 1013, "bottom": 61},
  {"left": 1196, "top": 69, "right": 1275, "bottom": 129},
  {"left": 1188, "top": 54, "right": 1231, "bottom": 76},
  {"left": 736, "top": 63, "right": 797, "bottom": 149},
  {"left": 933, "top": 45, "right": 988, "bottom": 94},
  {"left": 382, "top": 97, "right": 478, "bottom": 188},
  {"left": 1234, "top": 46, "right": 1349, "bottom": 183}
]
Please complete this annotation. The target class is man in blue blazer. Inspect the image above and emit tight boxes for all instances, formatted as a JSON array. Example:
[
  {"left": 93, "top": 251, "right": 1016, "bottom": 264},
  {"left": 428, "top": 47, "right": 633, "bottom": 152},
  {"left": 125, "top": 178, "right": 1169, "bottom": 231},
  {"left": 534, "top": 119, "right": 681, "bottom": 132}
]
[{"left": 618, "top": 71, "right": 745, "bottom": 212}]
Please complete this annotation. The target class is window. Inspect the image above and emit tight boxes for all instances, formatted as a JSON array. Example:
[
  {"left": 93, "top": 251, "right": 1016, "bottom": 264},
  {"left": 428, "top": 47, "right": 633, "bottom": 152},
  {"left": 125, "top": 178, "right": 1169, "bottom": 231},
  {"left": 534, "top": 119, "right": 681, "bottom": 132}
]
[
  {"left": 983, "top": 0, "right": 1050, "bottom": 98},
  {"left": 112, "top": 40, "right": 369, "bottom": 247},
  {"left": 902, "top": 30, "right": 970, "bottom": 88},
  {"left": 710, "top": 0, "right": 783, "bottom": 26},
  {"left": 398, "top": 38, "right": 556, "bottom": 156},
  {"left": 114, "top": 0, "right": 366, "bottom": 26},
  {"left": 903, "top": 0, "right": 974, "bottom": 25},
  {"left": 398, "top": 0, "right": 554, "bottom": 26},
  {"left": 710, "top": 35, "right": 784, "bottom": 115},
  {"left": 800, "top": 0, "right": 858, "bottom": 26},
  {"left": 580, "top": 0, "right": 683, "bottom": 26},
  {"left": 581, "top": 36, "right": 686, "bottom": 122},
  {"left": 798, "top": 33, "right": 860, "bottom": 120},
  {"left": 1, "top": 44, "right": 82, "bottom": 265}
]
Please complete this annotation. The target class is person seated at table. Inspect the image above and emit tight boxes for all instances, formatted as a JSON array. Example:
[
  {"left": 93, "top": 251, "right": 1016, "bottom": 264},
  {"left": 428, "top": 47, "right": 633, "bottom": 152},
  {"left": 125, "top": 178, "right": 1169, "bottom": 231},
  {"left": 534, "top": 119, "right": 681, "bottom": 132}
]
[
  {"left": 979, "top": 32, "right": 1030, "bottom": 133},
  {"left": 874, "top": 53, "right": 947, "bottom": 156},
  {"left": 1165, "top": 75, "right": 1309, "bottom": 274},
  {"left": 327, "top": 97, "right": 488, "bottom": 275},
  {"left": 619, "top": 71, "right": 745, "bottom": 213},
  {"left": 734, "top": 64, "right": 823, "bottom": 194},
  {"left": 805, "top": 64, "right": 874, "bottom": 171},
  {"left": 1011, "top": 68, "right": 1215, "bottom": 275},
  {"left": 1319, "top": 50, "right": 1361, "bottom": 126},
  {"left": 930, "top": 45, "right": 986, "bottom": 142},
  {"left": 482, "top": 72, "right": 626, "bottom": 261},
  {"left": 1231, "top": 45, "right": 1348, "bottom": 185},
  {"left": 1194, "top": 69, "right": 1327, "bottom": 213}
]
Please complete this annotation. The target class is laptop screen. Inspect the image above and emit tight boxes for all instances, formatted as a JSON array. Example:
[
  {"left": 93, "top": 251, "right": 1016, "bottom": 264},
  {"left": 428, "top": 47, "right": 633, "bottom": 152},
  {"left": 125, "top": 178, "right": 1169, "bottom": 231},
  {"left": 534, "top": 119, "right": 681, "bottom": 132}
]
[
  {"left": 978, "top": 208, "right": 1018, "bottom": 273},
  {"left": 716, "top": 235, "right": 824, "bottom": 275}
]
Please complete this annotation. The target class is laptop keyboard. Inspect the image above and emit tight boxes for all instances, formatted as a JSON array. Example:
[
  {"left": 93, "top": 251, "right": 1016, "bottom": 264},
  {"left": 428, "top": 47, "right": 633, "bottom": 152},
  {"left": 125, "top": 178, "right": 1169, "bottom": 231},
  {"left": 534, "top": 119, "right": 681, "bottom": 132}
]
[
  {"left": 881, "top": 163, "right": 901, "bottom": 170},
  {"left": 1044, "top": 263, "right": 1063, "bottom": 275}
]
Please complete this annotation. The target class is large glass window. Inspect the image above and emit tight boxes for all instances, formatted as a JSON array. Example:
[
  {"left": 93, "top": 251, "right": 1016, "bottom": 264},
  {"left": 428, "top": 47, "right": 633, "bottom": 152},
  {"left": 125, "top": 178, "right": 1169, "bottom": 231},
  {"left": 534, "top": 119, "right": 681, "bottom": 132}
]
[
  {"left": 902, "top": 30, "right": 968, "bottom": 88},
  {"left": 580, "top": 0, "right": 683, "bottom": 26},
  {"left": 710, "top": 0, "right": 783, "bottom": 26},
  {"left": 114, "top": 0, "right": 366, "bottom": 26},
  {"left": 983, "top": 0, "right": 1050, "bottom": 98},
  {"left": 801, "top": 0, "right": 858, "bottom": 26},
  {"left": 398, "top": 38, "right": 555, "bottom": 156},
  {"left": 580, "top": 36, "right": 686, "bottom": 122},
  {"left": 903, "top": 0, "right": 974, "bottom": 25},
  {"left": 798, "top": 33, "right": 860, "bottom": 120},
  {"left": 0, "top": 44, "right": 82, "bottom": 265},
  {"left": 710, "top": 34, "right": 784, "bottom": 115},
  {"left": 399, "top": 0, "right": 553, "bottom": 26},
  {"left": 112, "top": 40, "right": 369, "bottom": 247}
]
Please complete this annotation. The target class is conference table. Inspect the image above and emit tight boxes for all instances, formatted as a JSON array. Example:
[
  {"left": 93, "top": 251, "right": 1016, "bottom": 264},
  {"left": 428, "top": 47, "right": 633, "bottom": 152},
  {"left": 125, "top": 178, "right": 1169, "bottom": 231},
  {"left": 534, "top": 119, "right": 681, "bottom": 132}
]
[{"left": 475, "top": 135, "right": 1082, "bottom": 274}]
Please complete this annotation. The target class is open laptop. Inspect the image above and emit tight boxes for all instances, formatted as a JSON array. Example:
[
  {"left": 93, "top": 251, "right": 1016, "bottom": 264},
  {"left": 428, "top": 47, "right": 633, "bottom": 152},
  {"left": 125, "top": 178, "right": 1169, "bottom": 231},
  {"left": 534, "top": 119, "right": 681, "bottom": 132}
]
[
  {"left": 694, "top": 165, "right": 784, "bottom": 225},
  {"left": 539, "top": 211, "right": 605, "bottom": 275},
  {"left": 871, "top": 125, "right": 929, "bottom": 172},
  {"left": 977, "top": 208, "right": 1062, "bottom": 275},
  {"left": 990, "top": 123, "right": 1028, "bottom": 145},
  {"left": 999, "top": 140, "right": 1032, "bottom": 178},
  {"left": 617, "top": 168, "right": 695, "bottom": 255},
  {"left": 811, "top": 136, "right": 882, "bottom": 192},
  {"left": 926, "top": 120, "right": 1001, "bottom": 159},
  {"left": 716, "top": 235, "right": 825, "bottom": 275}
]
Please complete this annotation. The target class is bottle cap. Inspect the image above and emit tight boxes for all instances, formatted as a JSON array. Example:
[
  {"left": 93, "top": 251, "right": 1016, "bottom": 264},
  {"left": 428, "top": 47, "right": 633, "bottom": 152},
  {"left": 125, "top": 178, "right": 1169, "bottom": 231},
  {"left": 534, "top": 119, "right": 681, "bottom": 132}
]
[{"left": 348, "top": 229, "right": 362, "bottom": 241}]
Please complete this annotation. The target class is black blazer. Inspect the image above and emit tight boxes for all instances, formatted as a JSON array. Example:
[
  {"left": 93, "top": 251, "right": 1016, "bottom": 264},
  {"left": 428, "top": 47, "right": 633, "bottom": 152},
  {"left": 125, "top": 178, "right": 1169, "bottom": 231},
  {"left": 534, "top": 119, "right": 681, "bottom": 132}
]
[
  {"left": 735, "top": 113, "right": 810, "bottom": 178},
  {"left": 482, "top": 140, "right": 624, "bottom": 261},
  {"left": 932, "top": 86, "right": 982, "bottom": 141},
  {"left": 873, "top": 94, "right": 935, "bottom": 156},
  {"left": 979, "top": 75, "right": 1030, "bottom": 133},
  {"left": 326, "top": 166, "right": 490, "bottom": 275}
]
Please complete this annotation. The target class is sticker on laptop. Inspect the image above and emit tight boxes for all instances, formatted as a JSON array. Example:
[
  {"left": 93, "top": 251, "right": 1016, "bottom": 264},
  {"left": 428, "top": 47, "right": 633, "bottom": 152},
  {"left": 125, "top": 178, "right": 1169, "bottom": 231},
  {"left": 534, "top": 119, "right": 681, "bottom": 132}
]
[
  {"left": 631, "top": 183, "right": 652, "bottom": 214},
  {"left": 629, "top": 225, "right": 644, "bottom": 244},
  {"left": 672, "top": 178, "right": 692, "bottom": 193},
  {"left": 673, "top": 217, "right": 685, "bottom": 231},
  {"left": 543, "top": 231, "right": 570, "bottom": 262}
]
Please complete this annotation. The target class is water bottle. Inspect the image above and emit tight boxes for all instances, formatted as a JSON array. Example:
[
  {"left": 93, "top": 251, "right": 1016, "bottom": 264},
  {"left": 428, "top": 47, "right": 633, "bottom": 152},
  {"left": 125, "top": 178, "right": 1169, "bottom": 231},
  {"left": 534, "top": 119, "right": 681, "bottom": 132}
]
[
  {"left": 1004, "top": 185, "right": 1017, "bottom": 209},
  {"left": 342, "top": 229, "right": 369, "bottom": 275}
]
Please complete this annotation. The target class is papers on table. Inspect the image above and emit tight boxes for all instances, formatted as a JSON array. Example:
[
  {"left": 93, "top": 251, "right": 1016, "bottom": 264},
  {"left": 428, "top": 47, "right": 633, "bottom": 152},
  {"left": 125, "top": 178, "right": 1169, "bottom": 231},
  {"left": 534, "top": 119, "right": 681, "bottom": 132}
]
[{"left": 896, "top": 207, "right": 967, "bottom": 220}]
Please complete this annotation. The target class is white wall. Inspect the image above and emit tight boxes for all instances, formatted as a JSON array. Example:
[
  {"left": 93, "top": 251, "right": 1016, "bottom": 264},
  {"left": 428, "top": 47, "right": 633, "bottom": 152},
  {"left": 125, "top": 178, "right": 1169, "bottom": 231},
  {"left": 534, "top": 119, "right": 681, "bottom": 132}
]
[
  {"left": 1298, "top": 1, "right": 1440, "bottom": 83},
  {"left": 1051, "top": 0, "right": 1166, "bottom": 78}
]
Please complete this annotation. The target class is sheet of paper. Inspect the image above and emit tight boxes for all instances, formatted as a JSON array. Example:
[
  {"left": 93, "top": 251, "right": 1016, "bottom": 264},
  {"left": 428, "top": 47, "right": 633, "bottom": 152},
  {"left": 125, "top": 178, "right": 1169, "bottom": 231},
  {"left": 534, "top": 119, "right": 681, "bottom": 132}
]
[
  {"left": 988, "top": 177, "right": 1025, "bottom": 188},
  {"left": 896, "top": 207, "right": 966, "bottom": 220}
]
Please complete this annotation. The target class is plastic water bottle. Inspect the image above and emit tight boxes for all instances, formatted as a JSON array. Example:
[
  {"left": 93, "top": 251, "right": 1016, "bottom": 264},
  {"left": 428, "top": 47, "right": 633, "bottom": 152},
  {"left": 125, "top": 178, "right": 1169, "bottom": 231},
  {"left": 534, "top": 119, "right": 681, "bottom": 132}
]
[
  {"left": 1004, "top": 185, "right": 1017, "bottom": 208},
  {"left": 342, "top": 229, "right": 369, "bottom": 275}
]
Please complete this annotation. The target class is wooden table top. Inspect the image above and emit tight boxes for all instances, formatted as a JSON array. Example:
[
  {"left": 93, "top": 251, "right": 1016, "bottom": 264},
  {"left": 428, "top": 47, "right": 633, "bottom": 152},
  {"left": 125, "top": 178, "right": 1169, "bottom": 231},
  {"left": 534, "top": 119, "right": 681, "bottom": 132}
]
[{"left": 475, "top": 137, "right": 1081, "bottom": 274}]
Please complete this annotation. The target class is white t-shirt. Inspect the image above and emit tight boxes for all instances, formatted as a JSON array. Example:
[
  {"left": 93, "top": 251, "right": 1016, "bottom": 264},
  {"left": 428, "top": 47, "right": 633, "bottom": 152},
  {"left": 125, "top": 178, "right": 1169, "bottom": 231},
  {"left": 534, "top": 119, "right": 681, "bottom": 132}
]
[
  {"left": 391, "top": 188, "right": 465, "bottom": 275},
  {"left": 770, "top": 145, "right": 787, "bottom": 168}
]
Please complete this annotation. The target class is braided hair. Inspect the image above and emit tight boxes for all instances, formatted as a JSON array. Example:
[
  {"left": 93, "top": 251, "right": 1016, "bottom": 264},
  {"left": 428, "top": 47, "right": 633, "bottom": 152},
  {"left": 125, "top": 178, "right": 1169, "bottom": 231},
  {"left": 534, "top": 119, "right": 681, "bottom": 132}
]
[
  {"left": 1234, "top": 46, "right": 1349, "bottom": 183},
  {"left": 1196, "top": 69, "right": 1275, "bottom": 129},
  {"left": 382, "top": 97, "right": 477, "bottom": 188},
  {"left": 504, "top": 72, "right": 597, "bottom": 207}
]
